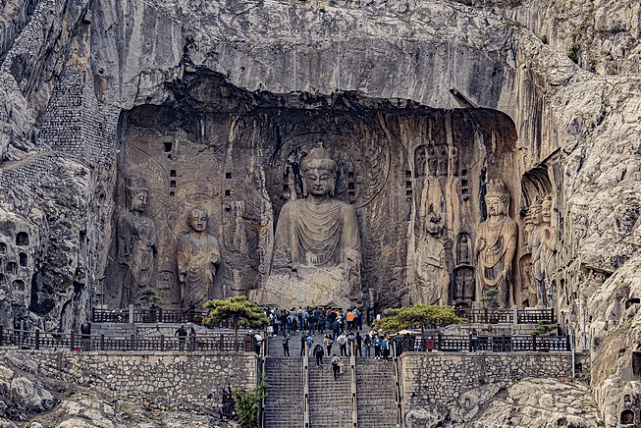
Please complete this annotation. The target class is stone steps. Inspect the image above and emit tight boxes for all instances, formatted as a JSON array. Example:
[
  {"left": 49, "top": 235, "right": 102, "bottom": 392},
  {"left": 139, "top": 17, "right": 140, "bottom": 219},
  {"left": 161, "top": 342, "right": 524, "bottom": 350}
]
[
  {"left": 355, "top": 359, "right": 398, "bottom": 428},
  {"left": 263, "top": 357, "right": 304, "bottom": 428},
  {"left": 308, "top": 359, "right": 353, "bottom": 428}
]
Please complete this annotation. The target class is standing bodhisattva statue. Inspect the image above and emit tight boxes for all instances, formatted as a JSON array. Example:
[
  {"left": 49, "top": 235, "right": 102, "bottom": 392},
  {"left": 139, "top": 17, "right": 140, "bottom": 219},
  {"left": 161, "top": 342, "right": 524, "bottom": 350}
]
[
  {"left": 177, "top": 207, "right": 221, "bottom": 308},
  {"left": 475, "top": 179, "right": 518, "bottom": 308},
  {"left": 118, "top": 176, "right": 157, "bottom": 307},
  {"left": 257, "top": 147, "right": 362, "bottom": 308}
]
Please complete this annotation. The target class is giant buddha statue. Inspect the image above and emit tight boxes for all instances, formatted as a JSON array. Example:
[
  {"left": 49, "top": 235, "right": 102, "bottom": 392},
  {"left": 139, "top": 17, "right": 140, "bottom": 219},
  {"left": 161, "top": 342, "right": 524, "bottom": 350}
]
[{"left": 256, "top": 147, "right": 362, "bottom": 308}]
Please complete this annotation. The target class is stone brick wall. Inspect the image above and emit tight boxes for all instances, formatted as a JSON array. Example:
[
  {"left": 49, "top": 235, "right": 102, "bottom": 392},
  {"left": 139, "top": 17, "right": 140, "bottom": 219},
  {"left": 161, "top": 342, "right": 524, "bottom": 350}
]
[
  {"left": 5, "top": 349, "right": 259, "bottom": 413},
  {"left": 400, "top": 351, "right": 590, "bottom": 411}
]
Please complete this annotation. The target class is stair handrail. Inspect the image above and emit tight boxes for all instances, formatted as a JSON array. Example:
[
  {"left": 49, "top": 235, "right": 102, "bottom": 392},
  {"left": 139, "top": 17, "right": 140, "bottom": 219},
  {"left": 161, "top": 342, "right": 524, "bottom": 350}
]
[
  {"left": 350, "top": 341, "right": 358, "bottom": 428},
  {"left": 303, "top": 341, "right": 309, "bottom": 428},
  {"left": 257, "top": 327, "right": 267, "bottom": 428},
  {"left": 393, "top": 345, "right": 403, "bottom": 428}
]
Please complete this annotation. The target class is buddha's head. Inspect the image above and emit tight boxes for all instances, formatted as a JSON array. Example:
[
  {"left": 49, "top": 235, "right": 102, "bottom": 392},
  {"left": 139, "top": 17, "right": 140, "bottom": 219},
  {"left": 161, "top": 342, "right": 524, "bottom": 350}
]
[
  {"left": 485, "top": 179, "right": 509, "bottom": 218},
  {"left": 126, "top": 176, "right": 149, "bottom": 213},
  {"left": 188, "top": 207, "right": 208, "bottom": 232},
  {"left": 301, "top": 148, "right": 337, "bottom": 198}
]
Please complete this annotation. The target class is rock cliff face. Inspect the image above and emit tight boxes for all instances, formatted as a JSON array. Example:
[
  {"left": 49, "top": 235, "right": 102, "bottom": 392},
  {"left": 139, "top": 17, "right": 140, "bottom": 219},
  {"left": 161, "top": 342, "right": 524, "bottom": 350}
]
[{"left": 1, "top": 0, "right": 640, "bottom": 425}]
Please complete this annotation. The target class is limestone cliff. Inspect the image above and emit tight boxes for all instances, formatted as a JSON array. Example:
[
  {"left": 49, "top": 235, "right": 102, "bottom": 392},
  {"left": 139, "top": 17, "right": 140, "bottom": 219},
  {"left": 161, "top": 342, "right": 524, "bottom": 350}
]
[{"left": 0, "top": 0, "right": 640, "bottom": 425}]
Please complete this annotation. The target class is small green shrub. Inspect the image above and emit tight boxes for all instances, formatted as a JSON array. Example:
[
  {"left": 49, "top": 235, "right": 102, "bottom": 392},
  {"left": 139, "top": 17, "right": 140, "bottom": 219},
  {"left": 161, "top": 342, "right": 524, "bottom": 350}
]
[
  {"left": 233, "top": 373, "right": 269, "bottom": 427},
  {"left": 541, "top": 35, "right": 548, "bottom": 44},
  {"left": 568, "top": 42, "right": 579, "bottom": 63}
]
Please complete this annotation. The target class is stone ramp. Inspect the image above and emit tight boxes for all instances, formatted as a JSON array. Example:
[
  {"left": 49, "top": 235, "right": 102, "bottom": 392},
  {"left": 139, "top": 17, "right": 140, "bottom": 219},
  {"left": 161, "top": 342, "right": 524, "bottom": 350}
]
[
  {"left": 356, "top": 358, "right": 398, "bottom": 428},
  {"left": 308, "top": 358, "right": 353, "bottom": 428},
  {"left": 263, "top": 357, "right": 304, "bottom": 428}
]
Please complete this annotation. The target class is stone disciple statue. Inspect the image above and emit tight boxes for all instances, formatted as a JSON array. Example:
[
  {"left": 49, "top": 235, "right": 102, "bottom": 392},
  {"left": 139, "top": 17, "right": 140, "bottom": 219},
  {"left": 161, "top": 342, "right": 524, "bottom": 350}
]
[
  {"left": 118, "top": 176, "right": 157, "bottom": 307},
  {"left": 177, "top": 208, "right": 221, "bottom": 308},
  {"left": 257, "top": 147, "right": 362, "bottom": 308},
  {"left": 475, "top": 179, "right": 518, "bottom": 308}
]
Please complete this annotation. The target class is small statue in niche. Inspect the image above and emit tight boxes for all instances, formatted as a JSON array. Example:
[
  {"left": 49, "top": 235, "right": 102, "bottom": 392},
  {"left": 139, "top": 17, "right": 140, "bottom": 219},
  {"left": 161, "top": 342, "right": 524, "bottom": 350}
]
[
  {"left": 258, "top": 147, "right": 362, "bottom": 309},
  {"left": 177, "top": 207, "right": 221, "bottom": 308},
  {"left": 118, "top": 176, "right": 157, "bottom": 307},
  {"left": 452, "top": 267, "right": 474, "bottom": 307},
  {"left": 475, "top": 179, "right": 518, "bottom": 308}
]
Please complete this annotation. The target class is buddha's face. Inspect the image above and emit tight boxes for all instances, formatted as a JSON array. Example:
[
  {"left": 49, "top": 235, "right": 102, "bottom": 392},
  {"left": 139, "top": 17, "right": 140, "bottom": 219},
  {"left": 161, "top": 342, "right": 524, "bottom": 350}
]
[
  {"left": 304, "top": 168, "right": 333, "bottom": 197},
  {"left": 542, "top": 200, "right": 552, "bottom": 224},
  {"left": 131, "top": 191, "right": 148, "bottom": 213},
  {"left": 486, "top": 196, "right": 506, "bottom": 217},
  {"left": 190, "top": 210, "right": 208, "bottom": 232}
]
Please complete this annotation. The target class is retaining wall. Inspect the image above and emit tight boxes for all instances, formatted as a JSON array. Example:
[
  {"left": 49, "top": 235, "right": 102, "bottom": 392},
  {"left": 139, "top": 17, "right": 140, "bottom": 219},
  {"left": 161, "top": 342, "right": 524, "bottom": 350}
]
[
  {"left": 1, "top": 349, "right": 259, "bottom": 414},
  {"left": 400, "top": 351, "right": 589, "bottom": 412}
]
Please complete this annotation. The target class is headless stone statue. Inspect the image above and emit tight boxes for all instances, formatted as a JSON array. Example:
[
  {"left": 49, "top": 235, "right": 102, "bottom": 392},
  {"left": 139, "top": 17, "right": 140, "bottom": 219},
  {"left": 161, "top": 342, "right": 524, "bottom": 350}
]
[
  {"left": 257, "top": 148, "right": 362, "bottom": 308},
  {"left": 475, "top": 179, "right": 517, "bottom": 308},
  {"left": 177, "top": 208, "right": 221, "bottom": 308},
  {"left": 118, "top": 176, "right": 157, "bottom": 307}
]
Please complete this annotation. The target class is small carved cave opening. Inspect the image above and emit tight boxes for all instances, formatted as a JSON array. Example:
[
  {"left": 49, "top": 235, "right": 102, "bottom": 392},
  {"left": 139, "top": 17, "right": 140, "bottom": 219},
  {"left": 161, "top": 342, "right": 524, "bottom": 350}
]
[
  {"left": 0, "top": 242, "right": 6, "bottom": 254},
  {"left": 16, "top": 232, "right": 29, "bottom": 246},
  {"left": 621, "top": 410, "right": 634, "bottom": 425},
  {"left": 626, "top": 298, "right": 640, "bottom": 309},
  {"left": 632, "top": 352, "right": 641, "bottom": 378},
  {"left": 12, "top": 280, "right": 24, "bottom": 291},
  {"left": 6, "top": 262, "right": 17, "bottom": 275},
  {"left": 0, "top": 274, "right": 5, "bottom": 285},
  {"left": 19, "top": 253, "right": 27, "bottom": 267}
]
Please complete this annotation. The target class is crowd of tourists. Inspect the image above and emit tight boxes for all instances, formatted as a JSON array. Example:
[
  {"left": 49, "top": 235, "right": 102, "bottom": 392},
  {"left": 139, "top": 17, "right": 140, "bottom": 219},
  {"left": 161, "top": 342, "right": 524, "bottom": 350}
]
[{"left": 262, "top": 306, "right": 394, "bottom": 363}]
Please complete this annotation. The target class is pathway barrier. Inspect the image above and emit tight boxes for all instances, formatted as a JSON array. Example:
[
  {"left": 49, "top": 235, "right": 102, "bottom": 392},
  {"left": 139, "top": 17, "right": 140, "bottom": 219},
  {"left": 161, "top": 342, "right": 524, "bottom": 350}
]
[
  {"left": 413, "top": 333, "right": 569, "bottom": 352},
  {"left": 454, "top": 307, "right": 555, "bottom": 324},
  {"left": 0, "top": 326, "right": 253, "bottom": 353}
]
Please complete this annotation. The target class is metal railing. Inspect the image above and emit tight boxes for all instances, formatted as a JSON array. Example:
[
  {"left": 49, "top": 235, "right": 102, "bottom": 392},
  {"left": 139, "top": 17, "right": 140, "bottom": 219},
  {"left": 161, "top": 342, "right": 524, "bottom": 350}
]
[
  {"left": 91, "top": 308, "right": 211, "bottom": 325},
  {"left": 412, "top": 333, "right": 569, "bottom": 352},
  {"left": 0, "top": 326, "right": 254, "bottom": 353},
  {"left": 454, "top": 308, "right": 555, "bottom": 324}
]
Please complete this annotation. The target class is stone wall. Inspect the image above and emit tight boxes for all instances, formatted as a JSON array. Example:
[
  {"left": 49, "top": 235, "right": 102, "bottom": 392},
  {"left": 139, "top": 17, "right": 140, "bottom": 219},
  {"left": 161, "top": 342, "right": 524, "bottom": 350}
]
[
  {"left": 1, "top": 349, "right": 259, "bottom": 413},
  {"left": 399, "top": 351, "right": 589, "bottom": 412}
]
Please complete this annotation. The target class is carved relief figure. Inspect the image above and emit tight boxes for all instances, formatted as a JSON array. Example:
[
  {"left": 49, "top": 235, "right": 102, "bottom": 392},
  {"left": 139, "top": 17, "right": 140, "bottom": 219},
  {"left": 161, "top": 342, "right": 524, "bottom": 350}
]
[
  {"left": 258, "top": 147, "right": 362, "bottom": 308},
  {"left": 415, "top": 212, "right": 450, "bottom": 305},
  {"left": 456, "top": 233, "right": 472, "bottom": 266},
  {"left": 415, "top": 146, "right": 427, "bottom": 178},
  {"left": 118, "top": 176, "right": 157, "bottom": 307},
  {"left": 475, "top": 180, "right": 517, "bottom": 308},
  {"left": 530, "top": 195, "right": 557, "bottom": 307},
  {"left": 177, "top": 208, "right": 221, "bottom": 308}
]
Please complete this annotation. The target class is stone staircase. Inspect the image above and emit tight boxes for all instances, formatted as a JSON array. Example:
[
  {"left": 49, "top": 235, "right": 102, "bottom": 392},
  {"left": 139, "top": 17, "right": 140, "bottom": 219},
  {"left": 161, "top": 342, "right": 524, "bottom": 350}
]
[
  {"left": 355, "top": 358, "right": 398, "bottom": 428},
  {"left": 308, "top": 358, "right": 353, "bottom": 428},
  {"left": 263, "top": 357, "right": 304, "bottom": 428}
]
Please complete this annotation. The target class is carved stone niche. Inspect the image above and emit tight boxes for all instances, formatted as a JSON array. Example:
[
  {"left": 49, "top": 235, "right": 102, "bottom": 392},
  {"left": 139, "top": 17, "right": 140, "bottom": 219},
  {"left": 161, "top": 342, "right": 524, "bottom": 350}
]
[{"left": 100, "top": 73, "right": 519, "bottom": 311}]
